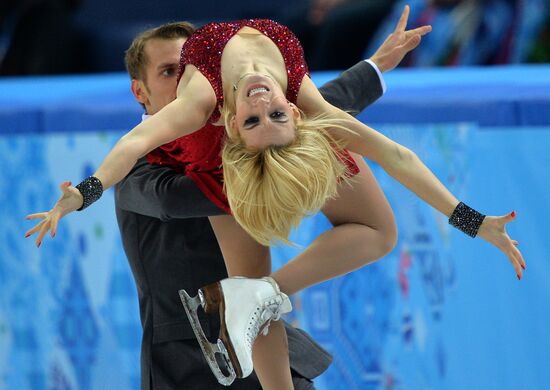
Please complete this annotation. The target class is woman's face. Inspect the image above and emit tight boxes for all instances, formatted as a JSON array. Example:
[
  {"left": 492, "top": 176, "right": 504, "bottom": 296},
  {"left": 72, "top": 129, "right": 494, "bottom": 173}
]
[{"left": 231, "top": 74, "right": 298, "bottom": 150}]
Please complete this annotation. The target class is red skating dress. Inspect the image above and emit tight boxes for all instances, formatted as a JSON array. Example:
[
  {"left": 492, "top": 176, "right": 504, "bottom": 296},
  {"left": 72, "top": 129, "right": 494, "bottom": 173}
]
[{"left": 146, "top": 19, "right": 359, "bottom": 213}]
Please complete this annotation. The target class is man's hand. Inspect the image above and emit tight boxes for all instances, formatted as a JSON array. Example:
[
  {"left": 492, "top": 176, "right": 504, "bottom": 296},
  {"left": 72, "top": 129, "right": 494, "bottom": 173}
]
[{"left": 369, "top": 5, "right": 432, "bottom": 73}]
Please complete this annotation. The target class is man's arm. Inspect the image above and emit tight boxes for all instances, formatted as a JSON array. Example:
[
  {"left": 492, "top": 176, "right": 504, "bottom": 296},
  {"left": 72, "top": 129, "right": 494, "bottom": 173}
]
[
  {"left": 115, "top": 158, "right": 224, "bottom": 220},
  {"left": 318, "top": 60, "right": 383, "bottom": 115}
]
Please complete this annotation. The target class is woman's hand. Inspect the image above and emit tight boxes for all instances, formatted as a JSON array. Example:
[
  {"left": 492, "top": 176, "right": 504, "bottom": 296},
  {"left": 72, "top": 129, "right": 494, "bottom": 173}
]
[
  {"left": 477, "top": 211, "right": 526, "bottom": 280},
  {"left": 24, "top": 181, "right": 83, "bottom": 247}
]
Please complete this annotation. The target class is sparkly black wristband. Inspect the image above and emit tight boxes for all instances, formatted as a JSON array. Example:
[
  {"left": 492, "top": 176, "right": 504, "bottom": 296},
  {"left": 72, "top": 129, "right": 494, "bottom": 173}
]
[
  {"left": 449, "top": 202, "right": 486, "bottom": 238},
  {"left": 75, "top": 176, "right": 103, "bottom": 211}
]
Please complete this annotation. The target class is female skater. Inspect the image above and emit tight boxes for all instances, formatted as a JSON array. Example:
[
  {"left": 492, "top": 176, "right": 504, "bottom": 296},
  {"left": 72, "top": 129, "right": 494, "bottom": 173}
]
[{"left": 26, "top": 7, "right": 524, "bottom": 389}]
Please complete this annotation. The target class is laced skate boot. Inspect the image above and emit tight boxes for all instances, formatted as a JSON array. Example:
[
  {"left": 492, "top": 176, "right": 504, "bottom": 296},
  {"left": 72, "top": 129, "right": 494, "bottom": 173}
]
[{"left": 179, "top": 276, "right": 291, "bottom": 386}]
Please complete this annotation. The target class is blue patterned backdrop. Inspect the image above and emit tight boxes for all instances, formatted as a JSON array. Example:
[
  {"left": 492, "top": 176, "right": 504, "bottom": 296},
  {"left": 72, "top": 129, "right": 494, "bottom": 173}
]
[
  {"left": 2, "top": 124, "right": 549, "bottom": 389},
  {"left": 0, "top": 132, "right": 142, "bottom": 389}
]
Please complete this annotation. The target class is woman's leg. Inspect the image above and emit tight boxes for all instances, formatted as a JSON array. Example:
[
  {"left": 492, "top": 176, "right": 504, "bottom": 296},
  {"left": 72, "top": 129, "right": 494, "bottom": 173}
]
[
  {"left": 205, "top": 153, "right": 395, "bottom": 389},
  {"left": 209, "top": 215, "right": 294, "bottom": 390},
  {"left": 271, "top": 153, "right": 397, "bottom": 295}
]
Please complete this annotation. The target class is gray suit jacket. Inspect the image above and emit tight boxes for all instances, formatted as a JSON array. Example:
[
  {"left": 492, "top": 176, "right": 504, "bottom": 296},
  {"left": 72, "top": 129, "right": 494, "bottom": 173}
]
[{"left": 115, "top": 60, "right": 383, "bottom": 389}]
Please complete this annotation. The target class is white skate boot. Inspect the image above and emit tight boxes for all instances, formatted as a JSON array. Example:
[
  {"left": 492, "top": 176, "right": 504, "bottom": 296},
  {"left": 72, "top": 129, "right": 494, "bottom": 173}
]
[{"left": 179, "top": 276, "right": 292, "bottom": 386}]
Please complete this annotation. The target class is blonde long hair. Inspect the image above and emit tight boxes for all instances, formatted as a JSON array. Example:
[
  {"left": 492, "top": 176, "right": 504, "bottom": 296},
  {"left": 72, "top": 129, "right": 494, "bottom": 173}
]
[{"left": 222, "top": 107, "right": 353, "bottom": 246}]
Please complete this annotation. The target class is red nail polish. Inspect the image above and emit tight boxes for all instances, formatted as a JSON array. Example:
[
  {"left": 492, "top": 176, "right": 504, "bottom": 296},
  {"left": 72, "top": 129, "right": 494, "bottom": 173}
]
[
  {"left": 521, "top": 264, "right": 525, "bottom": 270},
  {"left": 517, "top": 274, "right": 521, "bottom": 280},
  {"left": 511, "top": 211, "right": 516, "bottom": 218},
  {"left": 37, "top": 242, "right": 41, "bottom": 248},
  {"left": 25, "top": 233, "right": 30, "bottom": 238},
  {"left": 52, "top": 233, "right": 56, "bottom": 238}
]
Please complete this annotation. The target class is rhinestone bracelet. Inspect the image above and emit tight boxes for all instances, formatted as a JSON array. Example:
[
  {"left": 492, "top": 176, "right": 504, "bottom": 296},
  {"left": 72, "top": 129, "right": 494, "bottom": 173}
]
[
  {"left": 448, "top": 202, "right": 485, "bottom": 238},
  {"left": 75, "top": 176, "right": 103, "bottom": 211}
]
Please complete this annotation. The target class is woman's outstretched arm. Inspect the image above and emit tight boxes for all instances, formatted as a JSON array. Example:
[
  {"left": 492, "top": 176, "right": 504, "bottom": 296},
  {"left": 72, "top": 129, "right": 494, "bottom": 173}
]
[
  {"left": 297, "top": 75, "right": 526, "bottom": 279},
  {"left": 298, "top": 75, "right": 459, "bottom": 214},
  {"left": 93, "top": 71, "right": 215, "bottom": 190},
  {"left": 25, "top": 69, "right": 216, "bottom": 245}
]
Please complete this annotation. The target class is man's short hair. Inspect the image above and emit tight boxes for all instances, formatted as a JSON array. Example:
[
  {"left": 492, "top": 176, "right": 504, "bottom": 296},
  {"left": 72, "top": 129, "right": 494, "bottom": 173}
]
[{"left": 125, "top": 21, "right": 195, "bottom": 81}]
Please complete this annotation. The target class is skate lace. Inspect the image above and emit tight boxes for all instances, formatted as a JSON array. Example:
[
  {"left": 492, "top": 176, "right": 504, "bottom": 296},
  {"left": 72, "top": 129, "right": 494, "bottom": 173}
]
[{"left": 245, "top": 295, "right": 284, "bottom": 350}]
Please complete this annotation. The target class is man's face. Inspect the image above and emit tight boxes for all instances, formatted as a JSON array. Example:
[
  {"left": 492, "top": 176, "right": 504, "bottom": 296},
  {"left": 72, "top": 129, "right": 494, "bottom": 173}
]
[{"left": 133, "top": 37, "right": 186, "bottom": 115}]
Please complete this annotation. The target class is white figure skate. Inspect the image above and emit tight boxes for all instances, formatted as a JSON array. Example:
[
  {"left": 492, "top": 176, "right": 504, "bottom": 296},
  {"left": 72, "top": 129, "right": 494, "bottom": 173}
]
[{"left": 179, "top": 276, "right": 292, "bottom": 386}]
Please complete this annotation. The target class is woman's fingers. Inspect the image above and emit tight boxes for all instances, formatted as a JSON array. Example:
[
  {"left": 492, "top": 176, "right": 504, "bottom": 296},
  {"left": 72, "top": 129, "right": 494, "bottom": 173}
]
[
  {"left": 26, "top": 181, "right": 73, "bottom": 245},
  {"left": 50, "top": 213, "right": 61, "bottom": 238},
  {"left": 503, "top": 237, "right": 525, "bottom": 278},
  {"left": 35, "top": 220, "right": 51, "bottom": 248},
  {"left": 511, "top": 244, "right": 526, "bottom": 270},
  {"left": 496, "top": 211, "right": 524, "bottom": 277},
  {"left": 25, "top": 219, "right": 47, "bottom": 238},
  {"left": 502, "top": 210, "right": 516, "bottom": 225},
  {"left": 507, "top": 248, "right": 523, "bottom": 280},
  {"left": 26, "top": 212, "right": 48, "bottom": 220},
  {"left": 60, "top": 181, "right": 73, "bottom": 196},
  {"left": 25, "top": 209, "right": 60, "bottom": 240}
]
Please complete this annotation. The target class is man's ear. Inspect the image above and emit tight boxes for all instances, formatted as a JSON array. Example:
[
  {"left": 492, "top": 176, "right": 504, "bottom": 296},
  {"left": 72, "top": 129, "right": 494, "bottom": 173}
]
[{"left": 131, "top": 79, "right": 149, "bottom": 105}]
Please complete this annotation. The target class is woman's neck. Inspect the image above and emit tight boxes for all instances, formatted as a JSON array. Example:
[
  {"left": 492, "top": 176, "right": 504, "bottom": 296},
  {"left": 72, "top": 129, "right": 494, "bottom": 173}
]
[{"left": 221, "top": 31, "right": 288, "bottom": 104}]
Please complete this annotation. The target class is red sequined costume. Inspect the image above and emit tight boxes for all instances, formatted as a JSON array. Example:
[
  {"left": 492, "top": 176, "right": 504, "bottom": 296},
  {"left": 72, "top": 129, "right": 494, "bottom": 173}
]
[{"left": 146, "top": 19, "right": 358, "bottom": 213}]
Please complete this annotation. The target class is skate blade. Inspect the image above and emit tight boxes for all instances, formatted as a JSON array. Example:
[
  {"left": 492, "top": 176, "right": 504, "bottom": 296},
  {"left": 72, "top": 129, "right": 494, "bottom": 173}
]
[{"left": 179, "top": 289, "right": 237, "bottom": 386}]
